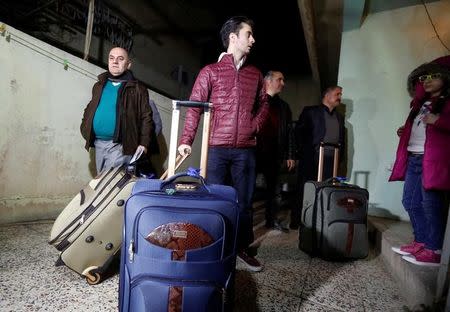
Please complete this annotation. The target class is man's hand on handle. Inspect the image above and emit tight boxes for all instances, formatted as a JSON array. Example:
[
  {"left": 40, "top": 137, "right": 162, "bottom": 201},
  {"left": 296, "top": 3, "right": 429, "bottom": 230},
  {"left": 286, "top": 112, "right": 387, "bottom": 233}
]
[
  {"left": 138, "top": 145, "right": 147, "bottom": 154},
  {"left": 286, "top": 159, "right": 296, "bottom": 172},
  {"left": 178, "top": 144, "right": 192, "bottom": 156}
]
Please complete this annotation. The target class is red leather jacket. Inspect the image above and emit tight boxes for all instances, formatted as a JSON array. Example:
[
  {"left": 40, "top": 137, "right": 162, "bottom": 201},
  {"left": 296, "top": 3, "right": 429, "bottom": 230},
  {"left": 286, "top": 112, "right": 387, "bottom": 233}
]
[{"left": 180, "top": 54, "right": 269, "bottom": 148}]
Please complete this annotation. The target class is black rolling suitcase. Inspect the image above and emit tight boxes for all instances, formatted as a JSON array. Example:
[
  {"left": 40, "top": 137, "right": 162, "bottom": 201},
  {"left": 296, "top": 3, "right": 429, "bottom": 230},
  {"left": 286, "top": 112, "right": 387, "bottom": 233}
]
[{"left": 298, "top": 142, "right": 369, "bottom": 260}]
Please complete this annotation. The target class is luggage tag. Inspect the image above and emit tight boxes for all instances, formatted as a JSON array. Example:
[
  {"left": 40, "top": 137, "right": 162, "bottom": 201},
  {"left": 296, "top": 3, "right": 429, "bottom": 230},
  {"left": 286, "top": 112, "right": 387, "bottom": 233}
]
[
  {"left": 174, "top": 167, "right": 201, "bottom": 191},
  {"left": 165, "top": 167, "right": 202, "bottom": 193}
]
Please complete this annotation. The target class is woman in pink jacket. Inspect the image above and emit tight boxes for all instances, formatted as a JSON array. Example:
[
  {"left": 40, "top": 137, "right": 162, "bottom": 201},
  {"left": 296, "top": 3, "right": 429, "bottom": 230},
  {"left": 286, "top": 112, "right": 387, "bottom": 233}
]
[{"left": 390, "top": 60, "right": 450, "bottom": 266}]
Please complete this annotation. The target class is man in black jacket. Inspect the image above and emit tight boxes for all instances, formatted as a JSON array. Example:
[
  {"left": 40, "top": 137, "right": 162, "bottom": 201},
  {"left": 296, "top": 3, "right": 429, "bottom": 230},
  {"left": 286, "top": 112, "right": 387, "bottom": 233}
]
[
  {"left": 257, "top": 71, "right": 296, "bottom": 232},
  {"left": 291, "top": 86, "right": 345, "bottom": 229}
]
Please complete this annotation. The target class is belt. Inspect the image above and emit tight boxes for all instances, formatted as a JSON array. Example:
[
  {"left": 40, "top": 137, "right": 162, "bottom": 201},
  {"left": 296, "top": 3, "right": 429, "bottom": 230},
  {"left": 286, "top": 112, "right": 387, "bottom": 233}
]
[{"left": 408, "top": 152, "right": 423, "bottom": 157}]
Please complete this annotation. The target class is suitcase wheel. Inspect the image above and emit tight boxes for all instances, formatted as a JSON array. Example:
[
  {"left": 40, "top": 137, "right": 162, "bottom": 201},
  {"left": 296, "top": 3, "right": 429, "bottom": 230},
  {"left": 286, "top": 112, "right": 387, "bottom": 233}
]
[
  {"left": 86, "top": 272, "right": 101, "bottom": 285},
  {"left": 83, "top": 267, "right": 102, "bottom": 285}
]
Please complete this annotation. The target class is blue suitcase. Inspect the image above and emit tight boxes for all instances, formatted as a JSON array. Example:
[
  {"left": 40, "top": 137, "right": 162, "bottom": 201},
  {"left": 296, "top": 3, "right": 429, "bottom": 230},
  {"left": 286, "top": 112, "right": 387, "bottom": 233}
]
[
  {"left": 119, "top": 100, "right": 239, "bottom": 312},
  {"left": 119, "top": 173, "right": 239, "bottom": 312}
]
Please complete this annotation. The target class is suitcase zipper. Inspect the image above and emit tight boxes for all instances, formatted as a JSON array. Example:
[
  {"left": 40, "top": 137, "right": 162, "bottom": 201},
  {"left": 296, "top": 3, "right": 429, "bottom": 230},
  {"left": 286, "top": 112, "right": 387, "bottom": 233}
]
[
  {"left": 52, "top": 170, "right": 132, "bottom": 249},
  {"left": 49, "top": 166, "right": 127, "bottom": 246},
  {"left": 131, "top": 274, "right": 224, "bottom": 289},
  {"left": 93, "top": 166, "right": 116, "bottom": 191}
]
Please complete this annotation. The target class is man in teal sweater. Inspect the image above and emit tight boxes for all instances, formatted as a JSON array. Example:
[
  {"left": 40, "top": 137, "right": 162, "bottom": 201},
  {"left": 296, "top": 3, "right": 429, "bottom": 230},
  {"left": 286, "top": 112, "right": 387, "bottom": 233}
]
[{"left": 80, "top": 47, "right": 153, "bottom": 174}]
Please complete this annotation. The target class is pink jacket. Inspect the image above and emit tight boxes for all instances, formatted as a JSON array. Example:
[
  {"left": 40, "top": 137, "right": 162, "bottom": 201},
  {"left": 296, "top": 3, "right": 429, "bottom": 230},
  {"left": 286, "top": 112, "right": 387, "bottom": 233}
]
[
  {"left": 180, "top": 54, "right": 269, "bottom": 148},
  {"left": 389, "top": 96, "right": 450, "bottom": 190}
]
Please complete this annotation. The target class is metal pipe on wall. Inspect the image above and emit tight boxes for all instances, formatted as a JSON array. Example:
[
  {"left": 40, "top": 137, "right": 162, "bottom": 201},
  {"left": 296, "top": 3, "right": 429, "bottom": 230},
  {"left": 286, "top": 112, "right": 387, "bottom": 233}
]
[
  {"left": 83, "top": 0, "right": 95, "bottom": 61},
  {"left": 297, "top": 0, "right": 321, "bottom": 87}
]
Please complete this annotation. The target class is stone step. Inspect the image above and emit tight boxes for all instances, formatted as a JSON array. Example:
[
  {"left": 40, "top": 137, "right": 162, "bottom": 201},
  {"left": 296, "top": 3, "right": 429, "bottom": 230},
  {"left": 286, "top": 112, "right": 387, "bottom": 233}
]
[{"left": 368, "top": 216, "right": 440, "bottom": 310}]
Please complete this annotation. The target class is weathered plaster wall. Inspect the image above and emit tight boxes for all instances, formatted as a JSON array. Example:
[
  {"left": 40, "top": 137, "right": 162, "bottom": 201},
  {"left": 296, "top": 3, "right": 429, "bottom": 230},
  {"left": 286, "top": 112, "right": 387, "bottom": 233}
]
[
  {"left": 338, "top": 1, "right": 450, "bottom": 220},
  {"left": 0, "top": 22, "right": 316, "bottom": 224}
]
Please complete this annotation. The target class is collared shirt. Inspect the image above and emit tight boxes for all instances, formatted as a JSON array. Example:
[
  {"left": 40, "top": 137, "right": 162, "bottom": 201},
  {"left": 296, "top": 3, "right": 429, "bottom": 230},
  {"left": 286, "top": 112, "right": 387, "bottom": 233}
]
[
  {"left": 322, "top": 105, "right": 340, "bottom": 155},
  {"left": 218, "top": 52, "right": 246, "bottom": 70}
]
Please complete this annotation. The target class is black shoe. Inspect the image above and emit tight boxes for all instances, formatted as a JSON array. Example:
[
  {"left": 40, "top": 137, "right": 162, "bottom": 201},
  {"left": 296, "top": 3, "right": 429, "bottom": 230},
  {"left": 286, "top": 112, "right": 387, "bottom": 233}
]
[
  {"left": 265, "top": 220, "right": 289, "bottom": 233},
  {"left": 237, "top": 251, "right": 263, "bottom": 272},
  {"left": 273, "top": 221, "right": 289, "bottom": 233},
  {"left": 264, "top": 221, "right": 289, "bottom": 233}
]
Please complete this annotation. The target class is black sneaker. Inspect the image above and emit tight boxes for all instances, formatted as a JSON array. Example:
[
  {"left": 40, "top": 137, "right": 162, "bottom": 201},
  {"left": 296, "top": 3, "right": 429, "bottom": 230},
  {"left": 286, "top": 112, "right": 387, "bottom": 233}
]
[
  {"left": 265, "top": 220, "right": 289, "bottom": 233},
  {"left": 237, "top": 251, "right": 263, "bottom": 272},
  {"left": 273, "top": 221, "right": 289, "bottom": 233}
]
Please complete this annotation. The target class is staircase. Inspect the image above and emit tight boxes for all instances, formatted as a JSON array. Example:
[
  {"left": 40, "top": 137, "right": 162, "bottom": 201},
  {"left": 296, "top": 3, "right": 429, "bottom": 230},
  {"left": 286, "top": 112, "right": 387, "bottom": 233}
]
[{"left": 368, "top": 216, "right": 448, "bottom": 310}]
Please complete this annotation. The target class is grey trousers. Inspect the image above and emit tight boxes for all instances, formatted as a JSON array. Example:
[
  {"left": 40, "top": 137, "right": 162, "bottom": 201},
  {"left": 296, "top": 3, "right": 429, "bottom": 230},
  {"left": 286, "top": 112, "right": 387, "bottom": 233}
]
[{"left": 94, "top": 139, "right": 132, "bottom": 174}]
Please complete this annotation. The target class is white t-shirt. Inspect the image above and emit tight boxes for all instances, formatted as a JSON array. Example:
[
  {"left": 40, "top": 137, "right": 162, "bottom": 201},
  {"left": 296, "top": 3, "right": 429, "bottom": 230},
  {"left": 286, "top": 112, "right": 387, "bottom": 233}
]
[{"left": 407, "top": 101, "right": 432, "bottom": 153}]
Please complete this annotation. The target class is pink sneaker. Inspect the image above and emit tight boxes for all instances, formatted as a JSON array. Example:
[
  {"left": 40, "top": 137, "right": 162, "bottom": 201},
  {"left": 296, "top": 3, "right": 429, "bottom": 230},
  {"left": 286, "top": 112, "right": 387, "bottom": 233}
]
[
  {"left": 402, "top": 248, "right": 441, "bottom": 267},
  {"left": 391, "top": 241, "right": 424, "bottom": 256}
]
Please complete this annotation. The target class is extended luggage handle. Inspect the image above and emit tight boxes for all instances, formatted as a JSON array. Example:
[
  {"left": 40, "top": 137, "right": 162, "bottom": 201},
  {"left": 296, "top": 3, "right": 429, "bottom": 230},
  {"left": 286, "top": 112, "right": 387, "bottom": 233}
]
[
  {"left": 317, "top": 142, "right": 340, "bottom": 182},
  {"left": 167, "top": 100, "right": 213, "bottom": 179},
  {"left": 160, "top": 154, "right": 189, "bottom": 180}
]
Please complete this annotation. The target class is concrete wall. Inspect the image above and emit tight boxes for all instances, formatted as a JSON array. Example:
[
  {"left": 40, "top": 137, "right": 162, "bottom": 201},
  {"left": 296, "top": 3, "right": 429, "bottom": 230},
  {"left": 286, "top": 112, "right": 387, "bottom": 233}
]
[
  {"left": 0, "top": 22, "right": 318, "bottom": 224},
  {"left": 0, "top": 24, "right": 193, "bottom": 224},
  {"left": 41, "top": 1, "right": 203, "bottom": 100},
  {"left": 0, "top": 25, "right": 99, "bottom": 223},
  {"left": 282, "top": 75, "right": 321, "bottom": 118},
  {"left": 338, "top": 1, "right": 450, "bottom": 220}
]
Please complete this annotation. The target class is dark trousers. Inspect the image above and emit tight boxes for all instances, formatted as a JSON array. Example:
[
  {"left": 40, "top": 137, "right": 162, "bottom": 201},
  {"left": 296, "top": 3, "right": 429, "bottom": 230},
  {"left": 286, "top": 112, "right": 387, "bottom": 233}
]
[
  {"left": 257, "top": 155, "right": 281, "bottom": 226},
  {"left": 206, "top": 147, "right": 256, "bottom": 252}
]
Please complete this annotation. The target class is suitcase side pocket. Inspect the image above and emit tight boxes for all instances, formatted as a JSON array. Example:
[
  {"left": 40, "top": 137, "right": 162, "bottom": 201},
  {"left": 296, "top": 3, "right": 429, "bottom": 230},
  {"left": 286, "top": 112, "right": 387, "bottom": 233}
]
[{"left": 129, "top": 278, "right": 224, "bottom": 312}]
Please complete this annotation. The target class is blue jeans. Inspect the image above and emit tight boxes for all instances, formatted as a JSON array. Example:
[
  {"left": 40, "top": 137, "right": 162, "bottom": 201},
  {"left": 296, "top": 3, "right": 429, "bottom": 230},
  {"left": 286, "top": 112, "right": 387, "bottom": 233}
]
[
  {"left": 207, "top": 147, "right": 256, "bottom": 252},
  {"left": 402, "top": 154, "right": 445, "bottom": 250}
]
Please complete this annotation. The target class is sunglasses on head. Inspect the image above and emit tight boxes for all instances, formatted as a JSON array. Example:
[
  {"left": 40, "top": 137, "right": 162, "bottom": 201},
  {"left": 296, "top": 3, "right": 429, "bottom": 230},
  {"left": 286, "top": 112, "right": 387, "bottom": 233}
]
[{"left": 418, "top": 73, "right": 442, "bottom": 82}]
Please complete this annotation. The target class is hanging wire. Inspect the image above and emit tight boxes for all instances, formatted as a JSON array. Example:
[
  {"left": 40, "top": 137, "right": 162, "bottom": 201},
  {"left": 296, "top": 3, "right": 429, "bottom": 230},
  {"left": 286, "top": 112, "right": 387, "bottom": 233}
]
[
  {"left": 421, "top": 0, "right": 450, "bottom": 53},
  {"left": 1, "top": 25, "right": 99, "bottom": 80}
]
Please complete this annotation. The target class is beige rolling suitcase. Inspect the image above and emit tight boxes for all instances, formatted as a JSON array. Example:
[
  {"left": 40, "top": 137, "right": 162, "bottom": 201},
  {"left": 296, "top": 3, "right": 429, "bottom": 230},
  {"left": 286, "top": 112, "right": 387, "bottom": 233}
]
[
  {"left": 49, "top": 154, "right": 188, "bottom": 284},
  {"left": 48, "top": 165, "right": 136, "bottom": 284}
]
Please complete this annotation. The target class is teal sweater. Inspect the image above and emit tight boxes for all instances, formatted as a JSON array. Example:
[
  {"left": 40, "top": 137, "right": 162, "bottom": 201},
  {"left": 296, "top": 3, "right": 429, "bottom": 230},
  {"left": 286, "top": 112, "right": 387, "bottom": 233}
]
[{"left": 93, "top": 81, "right": 121, "bottom": 140}]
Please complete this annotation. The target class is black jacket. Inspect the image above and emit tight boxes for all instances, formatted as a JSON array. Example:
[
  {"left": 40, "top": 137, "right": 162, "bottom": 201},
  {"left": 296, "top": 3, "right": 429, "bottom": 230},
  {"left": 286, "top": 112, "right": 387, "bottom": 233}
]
[
  {"left": 80, "top": 71, "right": 153, "bottom": 155},
  {"left": 257, "top": 95, "right": 296, "bottom": 161},
  {"left": 295, "top": 104, "right": 345, "bottom": 179}
]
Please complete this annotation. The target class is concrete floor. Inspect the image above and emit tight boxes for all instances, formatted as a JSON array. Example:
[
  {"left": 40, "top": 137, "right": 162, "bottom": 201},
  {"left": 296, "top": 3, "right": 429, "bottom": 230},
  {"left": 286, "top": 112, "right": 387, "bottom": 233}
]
[{"left": 0, "top": 214, "right": 408, "bottom": 312}]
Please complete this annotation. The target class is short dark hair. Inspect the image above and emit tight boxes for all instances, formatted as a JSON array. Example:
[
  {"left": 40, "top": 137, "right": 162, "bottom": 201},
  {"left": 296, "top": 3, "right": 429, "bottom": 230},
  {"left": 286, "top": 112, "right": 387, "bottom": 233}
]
[
  {"left": 264, "top": 70, "right": 283, "bottom": 81},
  {"left": 220, "top": 16, "right": 254, "bottom": 49},
  {"left": 322, "top": 86, "right": 342, "bottom": 98},
  {"left": 264, "top": 71, "right": 275, "bottom": 81}
]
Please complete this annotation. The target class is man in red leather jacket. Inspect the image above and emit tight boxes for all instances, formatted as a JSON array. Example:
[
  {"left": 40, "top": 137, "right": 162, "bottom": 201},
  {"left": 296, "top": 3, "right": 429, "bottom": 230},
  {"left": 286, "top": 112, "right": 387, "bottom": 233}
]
[{"left": 178, "top": 16, "right": 269, "bottom": 272}]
